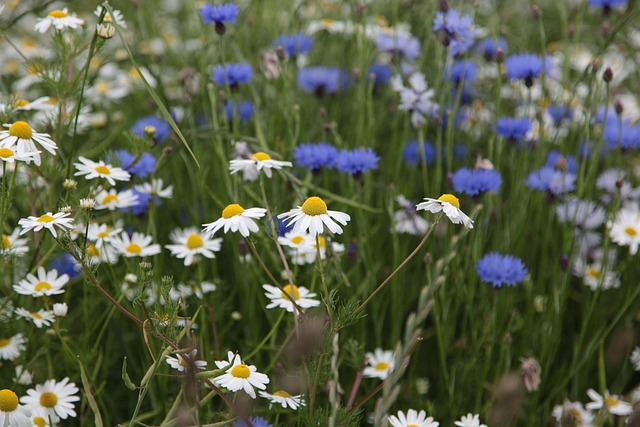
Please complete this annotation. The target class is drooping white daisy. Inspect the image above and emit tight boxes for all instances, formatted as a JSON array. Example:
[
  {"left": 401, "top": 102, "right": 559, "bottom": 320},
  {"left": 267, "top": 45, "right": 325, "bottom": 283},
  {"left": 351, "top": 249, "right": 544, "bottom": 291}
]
[
  {"left": 0, "top": 389, "right": 30, "bottom": 427},
  {"left": 552, "top": 400, "right": 594, "bottom": 426},
  {"left": 278, "top": 196, "right": 351, "bottom": 236},
  {"left": 18, "top": 212, "right": 74, "bottom": 238},
  {"left": 94, "top": 5, "right": 127, "bottom": 28},
  {"left": 0, "top": 141, "right": 41, "bottom": 163},
  {"left": 52, "top": 303, "right": 68, "bottom": 317},
  {"left": 229, "top": 151, "right": 292, "bottom": 179},
  {"left": 86, "top": 223, "right": 122, "bottom": 248},
  {"left": 13, "top": 267, "right": 69, "bottom": 297},
  {"left": 169, "top": 281, "right": 217, "bottom": 301},
  {"left": 258, "top": 390, "right": 306, "bottom": 410},
  {"left": 202, "top": 204, "right": 267, "bottom": 237},
  {"left": 416, "top": 194, "right": 474, "bottom": 229},
  {"left": 73, "top": 156, "right": 131, "bottom": 186},
  {"left": 166, "top": 349, "right": 207, "bottom": 372},
  {"left": 214, "top": 351, "right": 270, "bottom": 399},
  {"left": 134, "top": 178, "right": 174, "bottom": 199},
  {"left": 454, "top": 413, "right": 487, "bottom": 427},
  {"left": 363, "top": 348, "right": 395, "bottom": 380},
  {"left": 388, "top": 409, "right": 439, "bottom": 427},
  {"left": 585, "top": 388, "right": 632, "bottom": 416},
  {"left": 110, "top": 231, "right": 161, "bottom": 258},
  {"left": 0, "top": 121, "right": 57, "bottom": 166},
  {"left": 20, "top": 377, "right": 80, "bottom": 420},
  {"left": 13, "top": 365, "right": 33, "bottom": 386},
  {"left": 262, "top": 284, "right": 321, "bottom": 313},
  {"left": 165, "top": 227, "right": 222, "bottom": 266},
  {"left": 34, "top": 9, "right": 85, "bottom": 33},
  {"left": 94, "top": 188, "right": 139, "bottom": 211},
  {"left": 14, "top": 308, "right": 56, "bottom": 328},
  {"left": 0, "top": 333, "right": 26, "bottom": 360},
  {"left": 609, "top": 208, "right": 640, "bottom": 255},
  {"left": 1, "top": 227, "right": 30, "bottom": 257}
]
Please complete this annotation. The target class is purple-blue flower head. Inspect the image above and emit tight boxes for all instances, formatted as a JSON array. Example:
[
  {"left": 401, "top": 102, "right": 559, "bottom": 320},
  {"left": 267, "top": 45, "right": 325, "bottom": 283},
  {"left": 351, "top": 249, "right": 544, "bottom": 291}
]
[
  {"left": 403, "top": 140, "right": 436, "bottom": 166},
  {"left": 526, "top": 166, "right": 576, "bottom": 195},
  {"left": 335, "top": 148, "right": 379, "bottom": 175},
  {"left": 273, "top": 34, "right": 313, "bottom": 56},
  {"left": 297, "top": 67, "right": 348, "bottom": 95},
  {"left": 452, "top": 167, "right": 502, "bottom": 196},
  {"left": 476, "top": 252, "right": 528, "bottom": 287},
  {"left": 474, "top": 37, "right": 507, "bottom": 61},
  {"left": 505, "top": 53, "right": 551, "bottom": 87},
  {"left": 199, "top": 2, "right": 239, "bottom": 35},
  {"left": 545, "top": 150, "right": 577, "bottom": 174},
  {"left": 547, "top": 105, "right": 573, "bottom": 126},
  {"left": 602, "top": 119, "right": 640, "bottom": 150},
  {"left": 497, "top": 117, "right": 532, "bottom": 142},
  {"left": 588, "top": 0, "right": 628, "bottom": 9},
  {"left": 121, "top": 189, "right": 158, "bottom": 216},
  {"left": 225, "top": 100, "right": 254, "bottom": 122},
  {"left": 445, "top": 60, "right": 478, "bottom": 84},
  {"left": 112, "top": 150, "right": 157, "bottom": 178},
  {"left": 232, "top": 417, "right": 272, "bottom": 427},
  {"left": 367, "top": 63, "right": 392, "bottom": 87},
  {"left": 50, "top": 252, "right": 81, "bottom": 279},
  {"left": 375, "top": 32, "right": 421, "bottom": 61},
  {"left": 212, "top": 63, "right": 253, "bottom": 89},
  {"left": 132, "top": 116, "right": 173, "bottom": 142},
  {"left": 432, "top": 9, "right": 477, "bottom": 57},
  {"left": 293, "top": 142, "right": 338, "bottom": 171}
]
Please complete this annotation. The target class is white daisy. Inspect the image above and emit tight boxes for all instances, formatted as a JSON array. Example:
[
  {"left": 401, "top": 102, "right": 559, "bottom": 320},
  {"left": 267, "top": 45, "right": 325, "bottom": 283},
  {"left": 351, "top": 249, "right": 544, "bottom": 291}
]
[
  {"left": 0, "top": 121, "right": 57, "bottom": 166},
  {"left": 29, "top": 406, "right": 60, "bottom": 427},
  {"left": 416, "top": 194, "right": 474, "bottom": 229},
  {"left": 14, "top": 308, "right": 56, "bottom": 328},
  {"left": 166, "top": 349, "right": 207, "bottom": 372},
  {"left": 258, "top": 390, "right": 306, "bottom": 410},
  {"left": 277, "top": 196, "right": 351, "bottom": 236},
  {"left": 585, "top": 388, "right": 632, "bottom": 416},
  {"left": 94, "top": 188, "right": 139, "bottom": 211},
  {"left": 134, "top": 178, "right": 173, "bottom": 199},
  {"left": 20, "top": 377, "right": 80, "bottom": 420},
  {"left": 229, "top": 151, "right": 292, "bottom": 179},
  {"left": 363, "top": 348, "right": 395, "bottom": 380},
  {"left": 18, "top": 212, "right": 74, "bottom": 238},
  {"left": 393, "top": 195, "right": 430, "bottom": 235},
  {"left": 631, "top": 346, "right": 640, "bottom": 371},
  {"left": 13, "top": 365, "right": 33, "bottom": 386},
  {"left": 169, "top": 281, "right": 217, "bottom": 301},
  {"left": 0, "top": 333, "right": 26, "bottom": 360},
  {"left": 13, "top": 267, "right": 69, "bottom": 297},
  {"left": 86, "top": 223, "right": 122, "bottom": 248},
  {"left": 278, "top": 231, "right": 317, "bottom": 265},
  {"left": 454, "top": 413, "right": 487, "bottom": 427},
  {"left": 202, "top": 204, "right": 267, "bottom": 237},
  {"left": 262, "top": 284, "right": 321, "bottom": 313},
  {"left": 52, "top": 303, "right": 68, "bottom": 317},
  {"left": 552, "top": 400, "right": 594, "bottom": 426},
  {"left": 85, "top": 242, "right": 119, "bottom": 265},
  {"left": 573, "top": 258, "right": 621, "bottom": 291},
  {"left": 391, "top": 72, "right": 438, "bottom": 128},
  {"left": 609, "top": 208, "right": 640, "bottom": 255},
  {"left": 34, "top": 9, "right": 84, "bottom": 33},
  {"left": 1, "top": 227, "right": 30, "bottom": 257},
  {"left": 73, "top": 156, "right": 131, "bottom": 186},
  {"left": 0, "top": 141, "right": 41, "bottom": 163},
  {"left": 9, "top": 97, "right": 55, "bottom": 112},
  {"left": 165, "top": 227, "right": 222, "bottom": 266},
  {"left": 110, "top": 231, "right": 161, "bottom": 258},
  {"left": 0, "top": 389, "right": 30, "bottom": 427},
  {"left": 214, "top": 351, "right": 270, "bottom": 399},
  {"left": 388, "top": 409, "right": 439, "bottom": 427},
  {"left": 94, "top": 5, "right": 127, "bottom": 28}
]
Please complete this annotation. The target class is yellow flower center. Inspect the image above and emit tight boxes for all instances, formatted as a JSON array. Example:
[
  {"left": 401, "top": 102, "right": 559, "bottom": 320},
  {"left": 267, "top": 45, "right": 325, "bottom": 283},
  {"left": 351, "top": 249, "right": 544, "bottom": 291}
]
[
  {"left": 0, "top": 389, "right": 19, "bottom": 412},
  {"left": 97, "top": 231, "right": 110, "bottom": 238},
  {"left": 316, "top": 236, "right": 326, "bottom": 248},
  {"left": 624, "top": 226, "right": 638, "bottom": 236},
  {"left": 48, "top": 10, "right": 68, "bottom": 18},
  {"left": 606, "top": 395, "right": 619, "bottom": 408},
  {"left": 568, "top": 408, "right": 582, "bottom": 423},
  {"left": 87, "top": 244, "right": 100, "bottom": 257},
  {"left": 186, "top": 233, "right": 204, "bottom": 249},
  {"left": 222, "top": 204, "right": 245, "bottom": 219},
  {"left": 39, "top": 391, "right": 58, "bottom": 408},
  {"left": 31, "top": 312, "right": 42, "bottom": 319},
  {"left": 322, "top": 18, "right": 334, "bottom": 26},
  {"left": 37, "top": 214, "right": 55, "bottom": 223},
  {"left": 126, "top": 243, "right": 142, "bottom": 254},
  {"left": 438, "top": 194, "right": 460, "bottom": 209},
  {"left": 231, "top": 364, "right": 251, "bottom": 378},
  {"left": 179, "top": 356, "right": 188, "bottom": 367},
  {"left": 0, "top": 147, "right": 15, "bottom": 158},
  {"left": 34, "top": 417, "right": 47, "bottom": 427},
  {"left": 103, "top": 194, "right": 118, "bottom": 204},
  {"left": 291, "top": 236, "right": 304, "bottom": 245},
  {"left": 251, "top": 152, "right": 271, "bottom": 161},
  {"left": 408, "top": 425, "right": 419, "bottom": 427},
  {"left": 13, "top": 99, "right": 29, "bottom": 107},
  {"left": 273, "top": 390, "right": 293, "bottom": 398},
  {"left": 95, "top": 165, "right": 111, "bottom": 175},
  {"left": 8, "top": 121, "right": 33, "bottom": 139},
  {"left": 281, "top": 284, "right": 301, "bottom": 301},
  {"left": 96, "top": 82, "right": 110, "bottom": 94},
  {"left": 0, "top": 339, "right": 9, "bottom": 348},
  {"left": 586, "top": 267, "right": 600, "bottom": 279},
  {"left": 375, "top": 362, "right": 389, "bottom": 371},
  {"left": 1, "top": 234, "right": 9, "bottom": 249},
  {"left": 301, "top": 196, "right": 328, "bottom": 216},
  {"left": 34, "top": 281, "right": 52, "bottom": 291}
]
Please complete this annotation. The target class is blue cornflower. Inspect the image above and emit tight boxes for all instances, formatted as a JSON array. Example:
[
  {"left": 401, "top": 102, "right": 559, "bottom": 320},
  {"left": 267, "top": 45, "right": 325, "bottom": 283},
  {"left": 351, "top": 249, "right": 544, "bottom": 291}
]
[
  {"left": 504, "top": 53, "right": 551, "bottom": 87},
  {"left": 432, "top": 9, "right": 477, "bottom": 57},
  {"left": 212, "top": 63, "right": 253, "bottom": 88},
  {"left": 199, "top": 2, "right": 239, "bottom": 34},
  {"left": 445, "top": 60, "right": 478, "bottom": 84},
  {"left": 452, "top": 167, "right": 502, "bottom": 196},
  {"left": 335, "top": 148, "right": 379, "bottom": 175},
  {"left": 121, "top": 188, "right": 155, "bottom": 216},
  {"left": 112, "top": 150, "right": 157, "bottom": 178},
  {"left": 293, "top": 142, "right": 338, "bottom": 171},
  {"left": 49, "top": 252, "right": 81, "bottom": 279},
  {"left": 232, "top": 416, "right": 272, "bottom": 427},
  {"left": 497, "top": 117, "right": 532, "bottom": 142},
  {"left": 476, "top": 252, "right": 528, "bottom": 287},
  {"left": 545, "top": 150, "right": 577, "bottom": 174},
  {"left": 375, "top": 32, "right": 421, "bottom": 61},
  {"left": 525, "top": 166, "right": 576, "bottom": 195},
  {"left": 273, "top": 33, "right": 313, "bottom": 56},
  {"left": 367, "top": 63, "right": 392, "bottom": 87},
  {"left": 547, "top": 104, "right": 573, "bottom": 126},
  {"left": 403, "top": 140, "right": 436, "bottom": 166},
  {"left": 602, "top": 119, "right": 640, "bottom": 150},
  {"left": 225, "top": 100, "right": 254, "bottom": 122},
  {"left": 474, "top": 37, "right": 507, "bottom": 61},
  {"left": 588, "top": 0, "right": 627, "bottom": 8},
  {"left": 297, "top": 67, "right": 348, "bottom": 95},
  {"left": 132, "top": 116, "right": 173, "bottom": 142}
]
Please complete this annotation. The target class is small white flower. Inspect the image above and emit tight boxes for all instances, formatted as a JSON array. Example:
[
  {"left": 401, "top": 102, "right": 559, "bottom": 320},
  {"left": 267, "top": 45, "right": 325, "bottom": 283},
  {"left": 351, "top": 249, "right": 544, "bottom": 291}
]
[
  {"left": 454, "top": 413, "right": 487, "bottom": 427},
  {"left": 110, "top": 232, "right": 161, "bottom": 258},
  {"left": 29, "top": 406, "right": 60, "bottom": 427},
  {"left": 13, "top": 365, "right": 33, "bottom": 385},
  {"left": 79, "top": 198, "right": 96, "bottom": 210},
  {"left": 0, "top": 121, "right": 57, "bottom": 166},
  {"left": 278, "top": 196, "right": 350, "bottom": 236},
  {"left": 166, "top": 349, "right": 207, "bottom": 372},
  {"left": 229, "top": 151, "right": 292, "bottom": 179},
  {"left": 363, "top": 349, "right": 395, "bottom": 380},
  {"left": 134, "top": 178, "right": 173, "bottom": 199},
  {"left": 86, "top": 223, "right": 122, "bottom": 248},
  {"left": 18, "top": 212, "right": 74, "bottom": 238},
  {"left": 388, "top": 409, "right": 439, "bottom": 427},
  {"left": 34, "top": 8, "right": 84, "bottom": 33},
  {"left": 0, "top": 333, "right": 26, "bottom": 360},
  {"left": 202, "top": 204, "right": 267, "bottom": 237},
  {"left": 262, "top": 284, "right": 321, "bottom": 313},
  {"left": 0, "top": 141, "right": 41, "bottom": 163},
  {"left": 585, "top": 388, "right": 632, "bottom": 416},
  {"left": 20, "top": 377, "right": 80, "bottom": 420},
  {"left": 392, "top": 73, "right": 438, "bottom": 128},
  {"left": 631, "top": 347, "right": 640, "bottom": 371},
  {"left": 94, "top": 188, "right": 139, "bottom": 211},
  {"left": 416, "top": 194, "right": 474, "bottom": 229},
  {"left": 169, "top": 281, "right": 217, "bottom": 301},
  {"left": 73, "top": 156, "right": 131, "bottom": 186},
  {"left": 258, "top": 390, "right": 306, "bottom": 410},
  {"left": 214, "top": 351, "right": 270, "bottom": 399},
  {"left": 94, "top": 5, "right": 127, "bottom": 28},
  {"left": 13, "top": 267, "right": 69, "bottom": 297},
  {"left": 609, "top": 208, "right": 640, "bottom": 255},
  {"left": 393, "top": 195, "right": 430, "bottom": 235},
  {"left": 14, "top": 308, "right": 56, "bottom": 328},
  {"left": 1, "top": 227, "right": 30, "bottom": 257},
  {"left": 552, "top": 400, "right": 594, "bottom": 426},
  {"left": 165, "top": 227, "right": 222, "bottom": 266},
  {"left": 52, "top": 303, "right": 68, "bottom": 317}
]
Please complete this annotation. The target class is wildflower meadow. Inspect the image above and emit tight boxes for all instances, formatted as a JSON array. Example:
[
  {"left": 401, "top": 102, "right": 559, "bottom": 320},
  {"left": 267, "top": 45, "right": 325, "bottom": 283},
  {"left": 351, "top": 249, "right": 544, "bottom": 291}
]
[{"left": 2, "top": 0, "right": 640, "bottom": 426}]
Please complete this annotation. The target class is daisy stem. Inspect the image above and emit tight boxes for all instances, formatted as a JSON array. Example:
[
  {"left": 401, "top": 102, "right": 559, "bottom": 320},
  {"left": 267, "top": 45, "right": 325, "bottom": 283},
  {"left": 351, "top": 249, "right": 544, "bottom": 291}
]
[
  {"left": 315, "top": 234, "right": 334, "bottom": 327},
  {"left": 352, "top": 213, "right": 444, "bottom": 317},
  {"left": 0, "top": 161, "right": 19, "bottom": 235}
]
